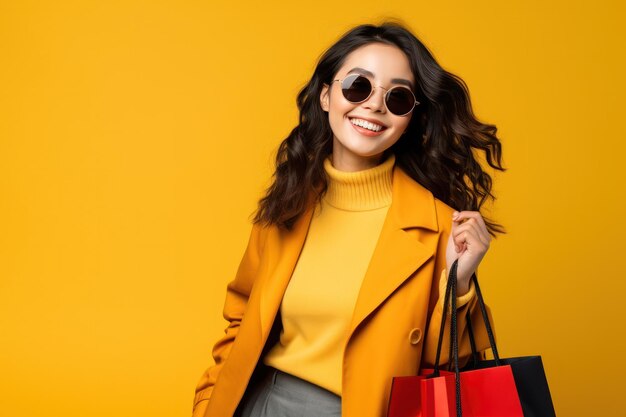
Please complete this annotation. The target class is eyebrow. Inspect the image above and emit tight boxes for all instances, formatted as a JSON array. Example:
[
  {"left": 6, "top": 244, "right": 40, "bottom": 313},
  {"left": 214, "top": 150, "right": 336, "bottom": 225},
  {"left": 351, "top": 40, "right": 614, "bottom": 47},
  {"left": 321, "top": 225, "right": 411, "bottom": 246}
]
[{"left": 346, "top": 67, "right": 415, "bottom": 90}]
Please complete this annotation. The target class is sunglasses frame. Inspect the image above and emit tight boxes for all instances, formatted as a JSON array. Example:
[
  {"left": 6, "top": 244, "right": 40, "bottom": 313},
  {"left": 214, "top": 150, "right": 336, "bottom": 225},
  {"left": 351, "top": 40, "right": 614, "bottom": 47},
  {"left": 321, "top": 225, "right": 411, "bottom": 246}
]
[{"left": 331, "top": 73, "right": 420, "bottom": 116}]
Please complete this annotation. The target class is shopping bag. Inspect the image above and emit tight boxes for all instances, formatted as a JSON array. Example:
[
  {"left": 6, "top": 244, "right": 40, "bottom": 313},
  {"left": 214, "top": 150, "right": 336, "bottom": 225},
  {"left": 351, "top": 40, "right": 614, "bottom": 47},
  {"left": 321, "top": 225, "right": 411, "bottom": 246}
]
[
  {"left": 388, "top": 259, "right": 556, "bottom": 417},
  {"left": 388, "top": 366, "right": 523, "bottom": 417},
  {"left": 459, "top": 291, "right": 556, "bottom": 417}
]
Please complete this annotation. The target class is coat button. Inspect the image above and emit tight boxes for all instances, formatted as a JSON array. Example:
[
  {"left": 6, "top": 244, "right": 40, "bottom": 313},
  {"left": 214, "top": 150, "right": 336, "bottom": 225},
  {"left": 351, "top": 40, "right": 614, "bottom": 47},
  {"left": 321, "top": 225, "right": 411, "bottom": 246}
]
[{"left": 409, "top": 327, "right": 422, "bottom": 345}]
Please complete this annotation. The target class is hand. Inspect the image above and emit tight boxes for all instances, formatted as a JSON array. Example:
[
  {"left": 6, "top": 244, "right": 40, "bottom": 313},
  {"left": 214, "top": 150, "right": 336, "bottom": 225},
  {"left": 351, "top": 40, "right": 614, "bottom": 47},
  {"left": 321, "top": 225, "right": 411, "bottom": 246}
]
[{"left": 446, "top": 211, "right": 492, "bottom": 294}]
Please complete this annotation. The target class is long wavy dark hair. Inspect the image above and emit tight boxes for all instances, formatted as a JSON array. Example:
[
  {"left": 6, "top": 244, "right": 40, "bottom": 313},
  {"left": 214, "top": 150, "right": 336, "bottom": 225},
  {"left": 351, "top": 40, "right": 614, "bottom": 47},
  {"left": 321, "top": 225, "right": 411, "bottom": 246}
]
[{"left": 252, "top": 20, "right": 506, "bottom": 237}]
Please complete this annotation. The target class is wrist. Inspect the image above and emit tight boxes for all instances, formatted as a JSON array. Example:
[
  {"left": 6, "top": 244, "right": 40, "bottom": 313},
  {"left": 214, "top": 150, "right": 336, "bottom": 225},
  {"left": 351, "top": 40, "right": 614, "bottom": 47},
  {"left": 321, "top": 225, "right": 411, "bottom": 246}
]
[{"left": 456, "top": 278, "right": 470, "bottom": 297}]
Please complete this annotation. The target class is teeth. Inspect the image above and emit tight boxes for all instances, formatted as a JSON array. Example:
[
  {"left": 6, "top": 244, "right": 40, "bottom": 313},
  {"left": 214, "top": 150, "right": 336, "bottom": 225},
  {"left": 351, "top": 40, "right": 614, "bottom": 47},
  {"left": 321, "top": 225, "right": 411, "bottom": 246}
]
[{"left": 350, "top": 118, "right": 384, "bottom": 132}]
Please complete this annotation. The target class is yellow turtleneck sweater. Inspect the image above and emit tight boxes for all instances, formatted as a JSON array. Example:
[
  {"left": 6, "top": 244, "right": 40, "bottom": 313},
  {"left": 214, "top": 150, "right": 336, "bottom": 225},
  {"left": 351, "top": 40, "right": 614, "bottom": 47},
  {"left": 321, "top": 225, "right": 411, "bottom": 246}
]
[{"left": 262, "top": 153, "right": 474, "bottom": 396}]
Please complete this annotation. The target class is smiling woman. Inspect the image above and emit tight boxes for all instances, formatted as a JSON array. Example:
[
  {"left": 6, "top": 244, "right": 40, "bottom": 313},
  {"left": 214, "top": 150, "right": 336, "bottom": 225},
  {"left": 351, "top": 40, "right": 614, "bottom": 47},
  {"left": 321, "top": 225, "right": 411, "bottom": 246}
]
[{"left": 192, "top": 21, "right": 506, "bottom": 417}]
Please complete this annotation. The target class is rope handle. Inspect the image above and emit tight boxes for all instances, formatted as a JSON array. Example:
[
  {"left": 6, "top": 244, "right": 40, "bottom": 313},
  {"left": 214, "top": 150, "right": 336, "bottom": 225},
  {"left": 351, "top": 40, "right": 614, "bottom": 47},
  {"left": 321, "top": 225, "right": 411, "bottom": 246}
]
[{"left": 427, "top": 259, "right": 501, "bottom": 417}]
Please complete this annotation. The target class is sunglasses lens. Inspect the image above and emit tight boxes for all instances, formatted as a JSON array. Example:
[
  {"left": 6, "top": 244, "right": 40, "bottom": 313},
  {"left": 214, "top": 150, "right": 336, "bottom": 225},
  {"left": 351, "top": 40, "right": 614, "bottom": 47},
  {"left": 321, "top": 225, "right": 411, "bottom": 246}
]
[
  {"left": 386, "top": 87, "right": 416, "bottom": 116},
  {"left": 341, "top": 74, "right": 372, "bottom": 102}
]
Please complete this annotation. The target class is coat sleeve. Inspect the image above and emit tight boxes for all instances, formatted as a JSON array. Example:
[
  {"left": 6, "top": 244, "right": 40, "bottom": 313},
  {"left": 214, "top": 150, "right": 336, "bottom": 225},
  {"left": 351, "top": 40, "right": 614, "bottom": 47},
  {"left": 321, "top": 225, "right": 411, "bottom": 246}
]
[
  {"left": 421, "top": 219, "right": 496, "bottom": 370},
  {"left": 192, "top": 222, "right": 266, "bottom": 416}
]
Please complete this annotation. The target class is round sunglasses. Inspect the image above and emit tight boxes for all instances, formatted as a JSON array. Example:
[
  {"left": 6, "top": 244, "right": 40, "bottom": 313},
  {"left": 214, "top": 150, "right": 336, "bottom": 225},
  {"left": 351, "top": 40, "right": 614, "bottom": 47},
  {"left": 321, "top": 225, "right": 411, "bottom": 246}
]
[{"left": 331, "top": 73, "right": 420, "bottom": 116}]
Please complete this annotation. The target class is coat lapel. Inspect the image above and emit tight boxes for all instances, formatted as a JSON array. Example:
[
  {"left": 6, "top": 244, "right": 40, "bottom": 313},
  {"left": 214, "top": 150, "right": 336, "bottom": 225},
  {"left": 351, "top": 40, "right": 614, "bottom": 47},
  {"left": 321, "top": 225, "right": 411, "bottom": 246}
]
[
  {"left": 257, "top": 201, "right": 316, "bottom": 337},
  {"left": 258, "top": 163, "right": 440, "bottom": 340},
  {"left": 346, "top": 165, "right": 439, "bottom": 339}
]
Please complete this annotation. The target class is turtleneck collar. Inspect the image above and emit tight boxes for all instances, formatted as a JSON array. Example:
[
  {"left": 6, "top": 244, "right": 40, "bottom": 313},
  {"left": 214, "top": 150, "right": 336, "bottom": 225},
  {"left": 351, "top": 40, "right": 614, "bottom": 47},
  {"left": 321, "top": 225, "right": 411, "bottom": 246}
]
[{"left": 322, "top": 153, "right": 395, "bottom": 211}]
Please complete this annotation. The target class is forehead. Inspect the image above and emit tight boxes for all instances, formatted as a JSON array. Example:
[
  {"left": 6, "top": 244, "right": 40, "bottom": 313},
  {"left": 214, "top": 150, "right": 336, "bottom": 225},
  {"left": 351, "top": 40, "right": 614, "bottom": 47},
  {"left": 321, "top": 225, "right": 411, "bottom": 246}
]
[{"left": 338, "top": 43, "right": 414, "bottom": 85}]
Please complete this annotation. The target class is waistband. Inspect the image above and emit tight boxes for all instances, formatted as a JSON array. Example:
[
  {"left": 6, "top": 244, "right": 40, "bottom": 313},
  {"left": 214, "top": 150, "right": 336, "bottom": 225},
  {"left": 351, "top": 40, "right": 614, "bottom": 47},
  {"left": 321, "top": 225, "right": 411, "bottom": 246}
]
[{"left": 264, "top": 366, "right": 341, "bottom": 402}]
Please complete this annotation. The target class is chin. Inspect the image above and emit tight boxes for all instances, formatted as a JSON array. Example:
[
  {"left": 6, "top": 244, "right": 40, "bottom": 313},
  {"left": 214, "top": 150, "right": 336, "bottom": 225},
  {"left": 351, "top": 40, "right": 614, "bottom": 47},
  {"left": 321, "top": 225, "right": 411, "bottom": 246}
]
[{"left": 345, "top": 137, "right": 395, "bottom": 154}]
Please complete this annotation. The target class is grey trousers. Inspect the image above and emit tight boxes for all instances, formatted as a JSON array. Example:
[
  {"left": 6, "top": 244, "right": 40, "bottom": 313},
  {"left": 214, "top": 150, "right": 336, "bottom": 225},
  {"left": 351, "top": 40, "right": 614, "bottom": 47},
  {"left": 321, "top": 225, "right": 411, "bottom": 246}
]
[{"left": 236, "top": 366, "right": 342, "bottom": 417}]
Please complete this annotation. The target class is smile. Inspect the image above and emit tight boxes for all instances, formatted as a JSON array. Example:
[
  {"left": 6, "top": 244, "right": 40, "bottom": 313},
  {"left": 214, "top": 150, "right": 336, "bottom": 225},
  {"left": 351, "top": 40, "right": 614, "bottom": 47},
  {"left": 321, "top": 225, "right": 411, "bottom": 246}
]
[
  {"left": 348, "top": 117, "right": 388, "bottom": 137},
  {"left": 349, "top": 117, "right": 386, "bottom": 132}
]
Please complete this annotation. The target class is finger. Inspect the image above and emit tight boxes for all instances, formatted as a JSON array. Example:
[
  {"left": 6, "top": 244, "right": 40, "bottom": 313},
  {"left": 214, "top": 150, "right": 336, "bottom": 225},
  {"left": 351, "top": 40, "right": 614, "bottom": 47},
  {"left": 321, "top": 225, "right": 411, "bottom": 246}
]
[
  {"left": 452, "top": 211, "right": 490, "bottom": 254},
  {"left": 453, "top": 230, "right": 472, "bottom": 253},
  {"left": 453, "top": 227, "right": 475, "bottom": 249},
  {"left": 455, "top": 218, "right": 489, "bottom": 246},
  {"left": 453, "top": 211, "right": 490, "bottom": 243},
  {"left": 453, "top": 224, "right": 487, "bottom": 253},
  {"left": 453, "top": 211, "right": 486, "bottom": 229},
  {"left": 452, "top": 226, "right": 474, "bottom": 253}
]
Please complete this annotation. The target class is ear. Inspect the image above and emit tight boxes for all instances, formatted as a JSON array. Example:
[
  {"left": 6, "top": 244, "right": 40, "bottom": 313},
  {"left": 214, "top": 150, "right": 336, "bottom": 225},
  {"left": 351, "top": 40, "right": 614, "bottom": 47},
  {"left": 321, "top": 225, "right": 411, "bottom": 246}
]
[{"left": 320, "top": 83, "right": 330, "bottom": 112}]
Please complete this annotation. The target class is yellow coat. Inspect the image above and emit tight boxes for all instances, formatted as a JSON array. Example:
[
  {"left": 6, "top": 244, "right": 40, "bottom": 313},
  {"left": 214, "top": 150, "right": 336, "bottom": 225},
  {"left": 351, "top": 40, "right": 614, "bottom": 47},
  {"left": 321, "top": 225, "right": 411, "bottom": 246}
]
[{"left": 192, "top": 164, "right": 495, "bottom": 417}]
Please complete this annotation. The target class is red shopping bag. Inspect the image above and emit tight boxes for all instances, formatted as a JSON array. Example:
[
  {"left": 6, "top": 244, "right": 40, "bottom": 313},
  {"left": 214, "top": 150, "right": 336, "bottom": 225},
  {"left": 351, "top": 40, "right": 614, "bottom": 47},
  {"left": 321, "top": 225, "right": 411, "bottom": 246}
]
[
  {"left": 388, "top": 259, "right": 525, "bottom": 417},
  {"left": 389, "top": 367, "right": 523, "bottom": 417}
]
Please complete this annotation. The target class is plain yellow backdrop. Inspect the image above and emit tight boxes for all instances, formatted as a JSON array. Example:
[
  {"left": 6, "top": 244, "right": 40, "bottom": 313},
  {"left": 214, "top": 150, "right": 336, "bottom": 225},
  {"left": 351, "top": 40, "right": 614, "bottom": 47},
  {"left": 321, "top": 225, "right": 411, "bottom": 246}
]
[{"left": 1, "top": 1, "right": 624, "bottom": 416}]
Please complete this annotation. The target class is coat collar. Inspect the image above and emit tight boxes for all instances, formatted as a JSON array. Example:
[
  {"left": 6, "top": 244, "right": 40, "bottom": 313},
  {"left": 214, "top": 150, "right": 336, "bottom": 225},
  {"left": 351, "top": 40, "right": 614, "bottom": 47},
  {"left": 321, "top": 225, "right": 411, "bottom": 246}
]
[
  {"left": 388, "top": 163, "right": 439, "bottom": 232},
  {"left": 257, "top": 163, "right": 440, "bottom": 340}
]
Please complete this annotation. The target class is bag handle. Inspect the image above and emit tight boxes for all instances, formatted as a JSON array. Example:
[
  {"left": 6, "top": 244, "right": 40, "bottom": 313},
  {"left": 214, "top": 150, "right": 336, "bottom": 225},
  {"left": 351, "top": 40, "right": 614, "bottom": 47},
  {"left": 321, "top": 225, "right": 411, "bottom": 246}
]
[
  {"left": 428, "top": 259, "right": 501, "bottom": 417},
  {"left": 431, "top": 259, "right": 501, "bottom": 374},
  {"left": 429, "top": 259, "right": 455, "bottom": 377},
  {"left": 465, "top": 308, "right": 481, "bottom": 368},
  {"left": 464, "top": 268, "right": 501, "bottom": 364}
]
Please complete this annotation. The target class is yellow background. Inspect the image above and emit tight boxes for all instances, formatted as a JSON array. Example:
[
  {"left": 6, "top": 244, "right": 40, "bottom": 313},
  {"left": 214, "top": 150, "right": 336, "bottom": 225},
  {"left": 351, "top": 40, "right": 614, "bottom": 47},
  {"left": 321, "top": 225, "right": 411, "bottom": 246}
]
[{"left": 1, "top": 1, "right": 624, "bottom": 416}]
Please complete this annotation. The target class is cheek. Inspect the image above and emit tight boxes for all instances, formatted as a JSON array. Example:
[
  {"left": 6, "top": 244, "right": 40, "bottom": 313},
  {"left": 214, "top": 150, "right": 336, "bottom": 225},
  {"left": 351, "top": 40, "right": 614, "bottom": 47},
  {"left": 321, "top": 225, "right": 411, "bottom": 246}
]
[
  {"left": 328, "top": 101, "right": 355, "bottom": 131},
  {"left": 329, "top": 97, "right": 354, "bottom": 118},
  {"left": 395, "top": 115, "right": 412, "bottom": 130}
]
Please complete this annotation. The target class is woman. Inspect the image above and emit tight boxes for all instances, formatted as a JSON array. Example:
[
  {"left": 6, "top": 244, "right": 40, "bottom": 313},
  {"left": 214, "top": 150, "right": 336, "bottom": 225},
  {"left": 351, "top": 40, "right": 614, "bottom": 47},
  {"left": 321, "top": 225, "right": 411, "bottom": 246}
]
[{"left": 192, "top": 21, "right": 506, "bottom": 417}]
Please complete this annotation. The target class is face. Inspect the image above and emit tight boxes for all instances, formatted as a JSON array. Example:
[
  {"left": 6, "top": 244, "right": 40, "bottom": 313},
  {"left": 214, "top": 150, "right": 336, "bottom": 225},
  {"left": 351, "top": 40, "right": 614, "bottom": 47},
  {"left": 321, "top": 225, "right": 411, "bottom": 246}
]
[{"left": 320, "top": 42, "right": 415, "bottom": 171}]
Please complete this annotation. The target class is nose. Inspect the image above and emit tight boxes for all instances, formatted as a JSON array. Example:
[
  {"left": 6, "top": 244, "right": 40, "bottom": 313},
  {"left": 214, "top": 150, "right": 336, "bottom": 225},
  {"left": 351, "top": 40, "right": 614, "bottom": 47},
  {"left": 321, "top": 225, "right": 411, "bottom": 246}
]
[{"left": 362, "top": 86, "right": 386, "bottom": 113}]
